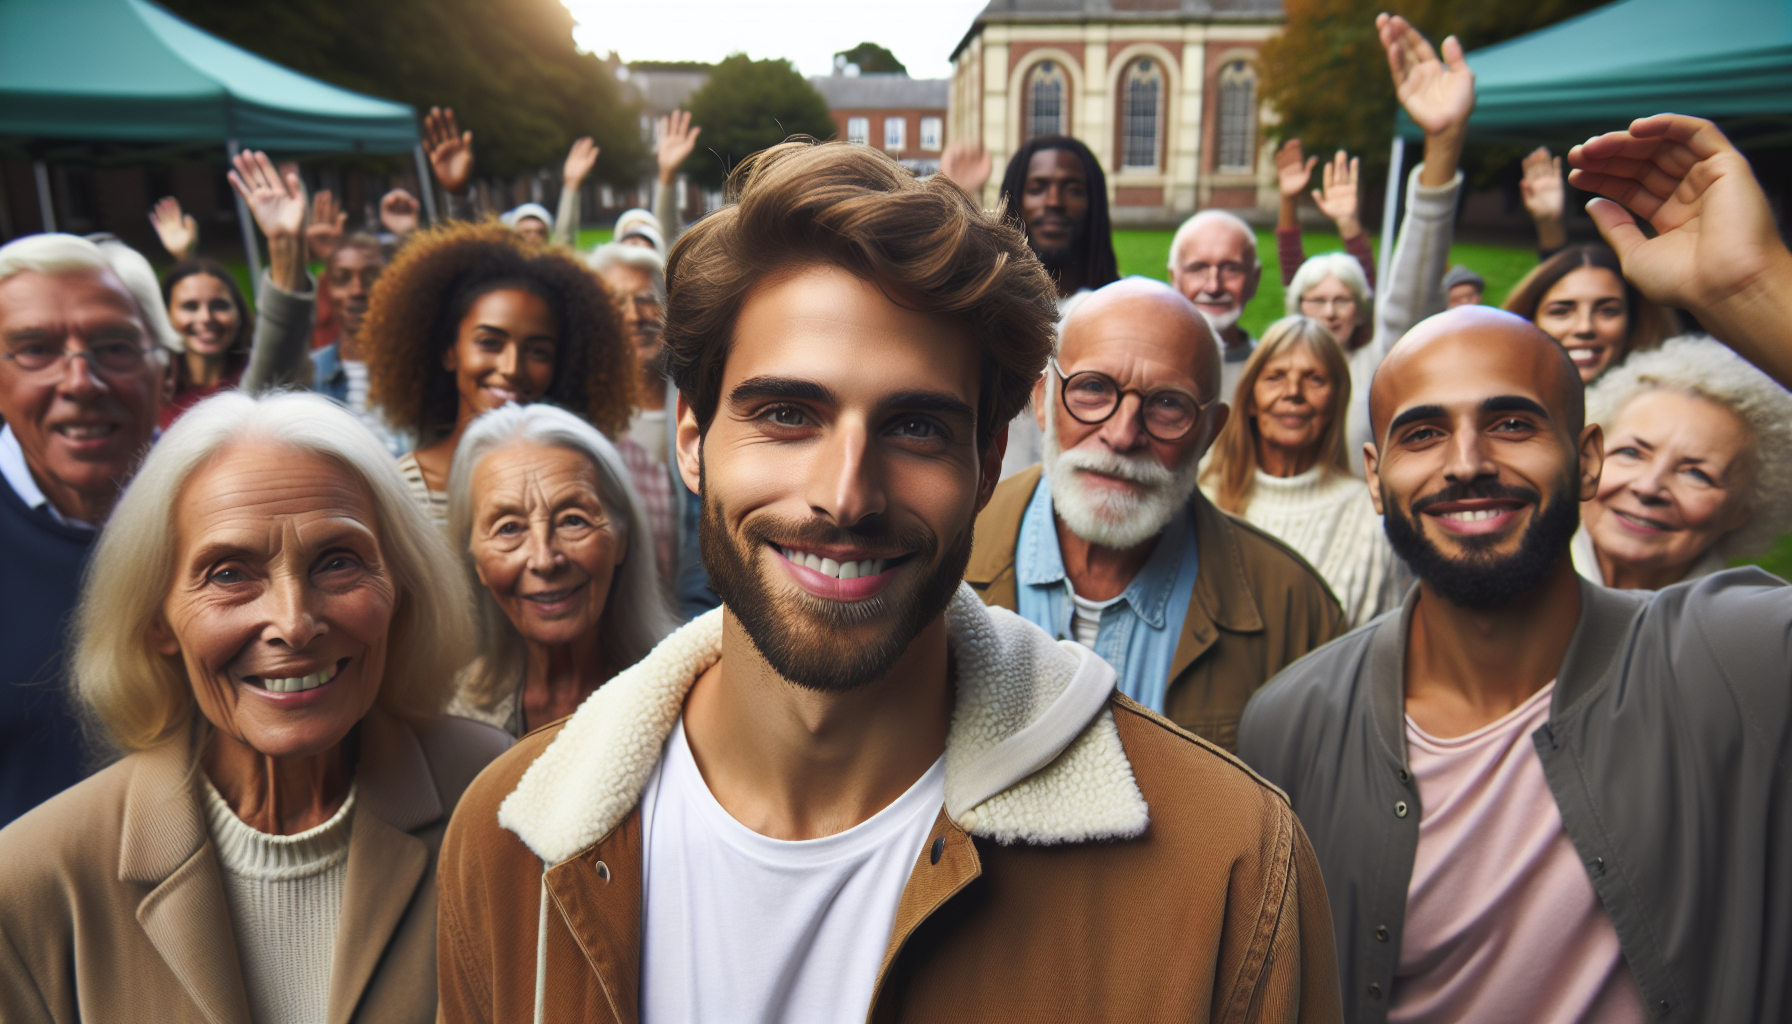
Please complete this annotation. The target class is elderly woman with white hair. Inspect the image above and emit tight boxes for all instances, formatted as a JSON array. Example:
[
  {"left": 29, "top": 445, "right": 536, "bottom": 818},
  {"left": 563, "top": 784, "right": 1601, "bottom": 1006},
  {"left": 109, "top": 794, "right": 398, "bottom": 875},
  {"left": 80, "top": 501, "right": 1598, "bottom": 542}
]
[
  {"left": 448, "top": 402, "right": 680, "bottom": 736},
  {"left": 0, "top": 392, "right": 510, "bottom": 1024},
  {"left": 1575, "top": 335, "right": 1792, "bottom": 590}
]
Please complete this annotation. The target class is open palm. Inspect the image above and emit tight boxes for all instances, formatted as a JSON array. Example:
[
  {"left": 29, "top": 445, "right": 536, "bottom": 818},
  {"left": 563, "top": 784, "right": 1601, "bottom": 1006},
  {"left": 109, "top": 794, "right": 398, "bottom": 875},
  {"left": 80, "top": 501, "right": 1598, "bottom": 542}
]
[
  {"left": 425, "top": 107, "right": 474, "bottom": 195},
  {"left": 148, "top": 197, "right": 197, "bottom": 260},
  {"left": 228, "top": 150, "right": 306, "bottom": 240},
  {"left": 656, "top": 112, "right": 700, "bottom": 181},
  {"left": 563, "top": 137, "right": 599, "bottom": 187},
  {"left": 1380, "top": 14, "right": 1474, "bottom": 136},
  {"left": 1275, "top": 138, "right": 1316, "bottom": 200},
  {"left": 1519, "top": 147, "right": 1564, "bottom": 222}
]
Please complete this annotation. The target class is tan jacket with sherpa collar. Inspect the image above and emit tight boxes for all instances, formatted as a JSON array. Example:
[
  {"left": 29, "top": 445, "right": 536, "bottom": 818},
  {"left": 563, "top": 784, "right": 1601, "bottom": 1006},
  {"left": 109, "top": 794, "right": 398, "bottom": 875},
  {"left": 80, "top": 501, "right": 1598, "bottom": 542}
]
[{"left": 437, "top": 585, "right": 1341, "bottom": 1023}]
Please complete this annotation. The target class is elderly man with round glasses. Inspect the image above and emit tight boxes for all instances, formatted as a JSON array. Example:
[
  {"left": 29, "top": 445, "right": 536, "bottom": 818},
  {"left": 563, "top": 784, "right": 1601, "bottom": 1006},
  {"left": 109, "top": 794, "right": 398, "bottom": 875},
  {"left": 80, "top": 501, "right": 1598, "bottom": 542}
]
[
  {"left": 0, "top": 233, "right": 171, "bottom": 827},
  {"left": 967, "top": 277, "right": 1344, "bottom": 752}
]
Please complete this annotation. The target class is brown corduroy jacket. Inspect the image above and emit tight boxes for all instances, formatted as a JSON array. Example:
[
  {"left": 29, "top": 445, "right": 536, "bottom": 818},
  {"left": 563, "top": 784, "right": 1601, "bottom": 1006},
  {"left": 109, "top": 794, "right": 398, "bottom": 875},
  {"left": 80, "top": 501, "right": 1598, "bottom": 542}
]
[
  {"left": 436, "top": 588, "right": 1342, "bottom": 1023},
  {"left": 0, "top": 709, "right": 510, "bottom": 1024},
  {"left": 966, "top": 465, "right": 1346, "bottom": 750}
]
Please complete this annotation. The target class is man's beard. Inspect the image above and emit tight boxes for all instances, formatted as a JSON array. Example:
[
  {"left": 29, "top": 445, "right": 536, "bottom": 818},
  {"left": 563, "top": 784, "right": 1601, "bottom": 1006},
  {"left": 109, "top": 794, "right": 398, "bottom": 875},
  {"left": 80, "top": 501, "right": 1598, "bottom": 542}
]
[
  {"left": 699, "top": 464, "right": 974, "bottom": 692},
  {"left": 1382, "top": 476, "right": 1580, "bottom": 611},
  {"left": 1030, "top": 216, "right": 1085, "bottom": 275},
  {"left": 1041, "top": 381, "right": 1204, "bottom": 550},
  {"left": 1194, "top": 298, "right": 1242, "bottom": 334}
]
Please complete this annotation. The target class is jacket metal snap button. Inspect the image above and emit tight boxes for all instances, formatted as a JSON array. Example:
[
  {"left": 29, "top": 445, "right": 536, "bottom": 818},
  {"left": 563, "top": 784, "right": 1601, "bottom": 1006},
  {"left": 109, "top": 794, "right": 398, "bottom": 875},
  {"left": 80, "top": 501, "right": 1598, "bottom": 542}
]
[
  {"left": 594, "top": 860, "right": 611, "bottom": 883},
  {"left": 1374, "top": 925, "right": 1388, "bottom": 942},
  {"left": 1590, "top": 857, "right": 1605, "bottom": 876},
  {"left": 1397, "top": 768, "right": 1410, "bottom": 783},
  {"left": 1394, "top": 801, "right": 1408, "bottom": 818},
  {"left": 930, "top": 836, "right": 945, "bottom": 865},
  {"left": 1368, "top": 982, "right": 1383, "bottom": 1000}
]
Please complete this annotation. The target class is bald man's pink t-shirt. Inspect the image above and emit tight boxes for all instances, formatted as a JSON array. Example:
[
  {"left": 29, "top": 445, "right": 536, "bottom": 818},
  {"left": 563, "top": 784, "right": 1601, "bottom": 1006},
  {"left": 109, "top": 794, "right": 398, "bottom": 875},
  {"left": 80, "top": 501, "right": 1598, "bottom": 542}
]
[{"left": 1390, "top": 682, "right": 1645, "bottom": 1024}]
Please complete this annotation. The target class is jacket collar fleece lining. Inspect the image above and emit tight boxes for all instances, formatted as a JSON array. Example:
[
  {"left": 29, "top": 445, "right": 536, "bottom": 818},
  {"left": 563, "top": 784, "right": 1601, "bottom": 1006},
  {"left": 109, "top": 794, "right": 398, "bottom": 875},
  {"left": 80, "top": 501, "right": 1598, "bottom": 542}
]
[{"left": 499, "top": 584, "right": 1150, "bottom": 865}]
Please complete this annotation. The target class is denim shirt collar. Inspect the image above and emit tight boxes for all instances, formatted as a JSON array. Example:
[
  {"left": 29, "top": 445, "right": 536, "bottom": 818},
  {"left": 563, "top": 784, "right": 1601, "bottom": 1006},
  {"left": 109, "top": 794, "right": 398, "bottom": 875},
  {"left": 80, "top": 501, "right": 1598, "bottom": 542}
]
[{"left": 1016, "top": 472, "right": 1190, "bottom": 630}]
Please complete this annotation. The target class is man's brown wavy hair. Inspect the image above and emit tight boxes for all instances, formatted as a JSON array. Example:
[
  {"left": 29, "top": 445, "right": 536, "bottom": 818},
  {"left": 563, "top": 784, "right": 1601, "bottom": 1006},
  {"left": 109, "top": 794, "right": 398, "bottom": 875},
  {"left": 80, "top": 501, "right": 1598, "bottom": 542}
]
[
  {"left": 663, "top": 140, "right": 1058, "bottom": 456},
  {"left": 364, "top": 221, "right": 635, "bottom": 441}
]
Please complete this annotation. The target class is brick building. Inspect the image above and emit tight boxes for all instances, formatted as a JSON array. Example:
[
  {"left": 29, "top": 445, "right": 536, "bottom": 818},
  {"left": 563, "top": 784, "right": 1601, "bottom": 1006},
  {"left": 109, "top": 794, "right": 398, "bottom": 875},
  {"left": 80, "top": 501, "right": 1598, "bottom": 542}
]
[
  {"left": 948, "top": 0, "right": 1283, "bottom": 226},
  {"left": 809, "top": 73, "right": 950, "bottom": 176}
]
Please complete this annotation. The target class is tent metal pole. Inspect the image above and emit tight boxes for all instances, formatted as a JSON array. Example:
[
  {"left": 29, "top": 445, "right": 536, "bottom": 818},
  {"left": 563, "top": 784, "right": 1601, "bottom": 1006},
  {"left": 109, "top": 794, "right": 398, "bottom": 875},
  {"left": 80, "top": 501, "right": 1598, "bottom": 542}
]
[
  {"left": 1377, "top": 135, "right": 1404, "bottom": 291},
  {"left": 33, "top": 161, "right": 56, "bottom": 233},
  {"left": 226, "top": 140, "right": 263, "bottom": 285},
  {"left": 413, "top": 144, "right": 438, "bottom": 226}
]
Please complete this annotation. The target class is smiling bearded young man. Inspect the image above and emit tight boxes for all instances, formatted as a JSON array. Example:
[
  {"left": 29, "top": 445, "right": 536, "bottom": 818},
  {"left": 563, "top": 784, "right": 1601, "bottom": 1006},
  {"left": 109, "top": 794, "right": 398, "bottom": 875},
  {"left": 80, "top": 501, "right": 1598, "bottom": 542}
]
[
  {"left": 1238, "top": 111, "right": 1792, "bottom": 1024},
  {"left": 435, "top": 140, "right": 1340, "bottom": 1024}
]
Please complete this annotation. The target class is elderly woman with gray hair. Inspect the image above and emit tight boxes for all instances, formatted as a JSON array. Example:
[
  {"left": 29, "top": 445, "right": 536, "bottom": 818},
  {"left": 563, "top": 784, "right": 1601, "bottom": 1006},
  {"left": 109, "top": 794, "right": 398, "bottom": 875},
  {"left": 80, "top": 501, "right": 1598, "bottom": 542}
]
[
  {"left": 0, "top": 392, "right": 510, "bottom": 1024},
  {"left": 1575, "top": 335, "right": 1792, "bottom": 590},
  {"left": 448, "top": 402, "right": 680, "bottom": 736}
]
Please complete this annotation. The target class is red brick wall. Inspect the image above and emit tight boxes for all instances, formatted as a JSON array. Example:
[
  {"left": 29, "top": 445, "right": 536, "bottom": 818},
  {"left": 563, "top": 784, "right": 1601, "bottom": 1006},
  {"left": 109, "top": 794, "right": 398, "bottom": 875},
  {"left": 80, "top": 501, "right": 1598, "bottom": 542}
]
[{"left": 827, "top": 108, "right": 947, "bottom": 156}]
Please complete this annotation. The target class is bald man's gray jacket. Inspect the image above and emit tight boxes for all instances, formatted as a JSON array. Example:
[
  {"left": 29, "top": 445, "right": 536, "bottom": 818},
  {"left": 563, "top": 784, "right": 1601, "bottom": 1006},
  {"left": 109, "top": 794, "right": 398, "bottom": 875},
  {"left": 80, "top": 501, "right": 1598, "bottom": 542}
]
[{"left": 1237, "top": 570, "right": 1792, "bottom": 1024}]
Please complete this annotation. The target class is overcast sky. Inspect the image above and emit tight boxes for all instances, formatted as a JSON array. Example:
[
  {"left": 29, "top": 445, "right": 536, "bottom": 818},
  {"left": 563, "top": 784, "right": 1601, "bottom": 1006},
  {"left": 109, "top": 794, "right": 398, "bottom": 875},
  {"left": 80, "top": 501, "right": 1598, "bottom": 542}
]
[{"left": 562, "top": 0, "right": 992, "bottom": 79}]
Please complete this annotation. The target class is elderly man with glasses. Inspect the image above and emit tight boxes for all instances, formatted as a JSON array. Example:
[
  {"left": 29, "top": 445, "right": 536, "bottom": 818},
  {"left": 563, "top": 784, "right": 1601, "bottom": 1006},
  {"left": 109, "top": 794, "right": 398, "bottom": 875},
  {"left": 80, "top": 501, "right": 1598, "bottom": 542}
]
[
  {"left": 0, "top": 233, "right": 171, "bottom": 826},
  {"left": 967, "top": 278, "right": 1344, "bottom": 751}
]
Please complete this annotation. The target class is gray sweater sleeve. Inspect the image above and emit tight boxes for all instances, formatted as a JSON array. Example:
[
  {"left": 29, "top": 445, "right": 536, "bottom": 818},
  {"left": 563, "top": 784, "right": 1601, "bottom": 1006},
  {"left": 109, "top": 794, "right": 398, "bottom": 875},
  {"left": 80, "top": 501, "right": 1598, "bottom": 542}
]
[
  {"left": 553, "top": 185, "right": 581, "bottom": 247},
  {"left": 242, "top": 271, "right": 316, "bottom": 394},
  {"left": 1371, "top": 163, "right": 1463, "bottom": 354},
  {"left": 653, "top": 178, "right": 683, "bottom": 243}
]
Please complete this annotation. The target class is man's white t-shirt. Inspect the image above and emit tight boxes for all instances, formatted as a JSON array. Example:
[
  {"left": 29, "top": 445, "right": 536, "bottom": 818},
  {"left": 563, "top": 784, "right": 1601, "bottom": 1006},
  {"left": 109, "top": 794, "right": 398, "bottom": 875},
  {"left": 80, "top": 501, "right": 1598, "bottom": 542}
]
[{"left": 638, "top": 719, "right": 946, "bottom": 1024}]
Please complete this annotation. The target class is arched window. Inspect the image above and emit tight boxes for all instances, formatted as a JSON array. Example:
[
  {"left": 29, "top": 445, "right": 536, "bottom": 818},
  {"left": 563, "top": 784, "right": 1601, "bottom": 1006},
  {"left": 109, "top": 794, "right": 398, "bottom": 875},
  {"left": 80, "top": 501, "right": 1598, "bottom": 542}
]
[
  {"left": 1027, "top": 60, "right": 1067, "bottom": 139},
  {"left": 1216, "top": 61, "right": 1257, "bottom": 172},
  {"left": 1120, "top": 57, "right": 1164, "bottom": 170}
]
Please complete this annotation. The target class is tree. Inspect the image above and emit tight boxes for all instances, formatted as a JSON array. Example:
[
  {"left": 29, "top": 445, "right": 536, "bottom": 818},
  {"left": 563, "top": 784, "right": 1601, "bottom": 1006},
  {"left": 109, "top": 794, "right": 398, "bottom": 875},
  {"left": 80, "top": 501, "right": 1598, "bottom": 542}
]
[
  {"left": 835, "top": 42, "right": 908, "bottom": 76},
  {"left": 1261, "top": 0, "right": 1606, "bottom": 198},
  {"left": 682, "top": 55, "right": 836, "bottom": 189},
  {"left": 157, "top": 0, "right": 646, "bottom": 182}
]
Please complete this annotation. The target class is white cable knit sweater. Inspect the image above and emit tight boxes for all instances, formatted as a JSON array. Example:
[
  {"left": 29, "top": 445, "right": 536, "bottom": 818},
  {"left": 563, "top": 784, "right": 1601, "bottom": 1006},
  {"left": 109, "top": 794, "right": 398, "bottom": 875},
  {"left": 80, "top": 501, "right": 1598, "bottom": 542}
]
[
  {"left": 1218, "top": 466, "right": 1403, "bottom": 629},
  {"left": 204, "top": 780, "right": 357, "bottom": 1024}
]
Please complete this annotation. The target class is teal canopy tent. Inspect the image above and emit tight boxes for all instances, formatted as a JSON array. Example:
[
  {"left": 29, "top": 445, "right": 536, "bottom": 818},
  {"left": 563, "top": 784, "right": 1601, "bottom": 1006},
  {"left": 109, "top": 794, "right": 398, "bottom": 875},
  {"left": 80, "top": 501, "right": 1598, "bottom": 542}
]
[
  {"left": 0, "top": 0, "right": 428, "bottom": 276},
  {"left": 1377, "top": 0, "right": 1791, "bottom": 285},
  {"left": 1395, "top": 0, "right": 1792, "bottom": 143}
]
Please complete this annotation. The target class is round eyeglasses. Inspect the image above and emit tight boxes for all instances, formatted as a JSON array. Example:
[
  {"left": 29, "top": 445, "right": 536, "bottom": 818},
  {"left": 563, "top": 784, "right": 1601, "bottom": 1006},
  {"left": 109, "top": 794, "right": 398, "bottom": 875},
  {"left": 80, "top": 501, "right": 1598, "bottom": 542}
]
[{"left": 1051, "top": 359, "right": 1216, "bottom": 442}]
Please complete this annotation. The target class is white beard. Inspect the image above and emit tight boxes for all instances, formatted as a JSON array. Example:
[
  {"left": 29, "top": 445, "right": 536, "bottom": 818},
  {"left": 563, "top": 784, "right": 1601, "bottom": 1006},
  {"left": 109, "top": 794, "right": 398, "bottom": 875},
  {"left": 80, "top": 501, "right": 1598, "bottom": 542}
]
[
  {"left": 1041, "top": 379, "right": 1204, "bottom": 550},
  {"left": 1196, "top": 301, "right": 1242, "bottom": 334}
]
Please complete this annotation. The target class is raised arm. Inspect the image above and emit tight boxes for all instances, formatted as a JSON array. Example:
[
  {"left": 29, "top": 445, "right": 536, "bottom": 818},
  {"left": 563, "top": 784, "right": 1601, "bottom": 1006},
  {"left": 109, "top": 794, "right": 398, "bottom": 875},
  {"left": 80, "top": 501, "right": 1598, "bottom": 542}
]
[
  {"left": 555, "top": 136, "right": 599, "bottom": 246},
  {"left": 1274, "top": 138, "right": 1316, "bottom": 286},
  {"left": 1520, "top": 147, "right": 1567, "bottom": 258},
  {"left": 654, "top": 112, "right": 700, "bottom": 240},
  {"left": 425, "top": 106, "right": 477, "bottom": 221},
  {"left": 1372, "top": 14, "right": 1472, "bottom": 350},
  {"left": 228, "top": 150, "right": 316, "bottom": 393},
  {"left": 1569, "top": 114, "right": 1792, "bottom": 390}
]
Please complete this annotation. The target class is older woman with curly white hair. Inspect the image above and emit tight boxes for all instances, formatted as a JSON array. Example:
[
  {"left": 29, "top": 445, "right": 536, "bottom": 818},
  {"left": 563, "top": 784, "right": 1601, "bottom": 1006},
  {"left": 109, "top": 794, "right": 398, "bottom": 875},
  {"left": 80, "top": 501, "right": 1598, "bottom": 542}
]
[
  {"left": 0, "top": 392, "right": 510, "bottom": 1024},
  {"left": 1576, "top": 335, "right": 1792, "bottom": 590},
  {"left": 1285, "top": 251, "right": 1393, "bottom": 476},
  {"left": 448, "top": 402, "right": 679, "bottom": 736}
]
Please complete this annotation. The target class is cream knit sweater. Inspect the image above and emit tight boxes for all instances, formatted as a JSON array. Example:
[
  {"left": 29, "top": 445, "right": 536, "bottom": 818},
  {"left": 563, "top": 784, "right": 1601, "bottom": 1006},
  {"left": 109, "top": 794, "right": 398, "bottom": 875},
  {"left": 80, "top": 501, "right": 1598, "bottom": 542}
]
[
  {"left": 204, "top": 780, "right": 357, "bottom": 1024},
  {"left": 1211, "top": 466, "right": 1403, "bottom": 629}
]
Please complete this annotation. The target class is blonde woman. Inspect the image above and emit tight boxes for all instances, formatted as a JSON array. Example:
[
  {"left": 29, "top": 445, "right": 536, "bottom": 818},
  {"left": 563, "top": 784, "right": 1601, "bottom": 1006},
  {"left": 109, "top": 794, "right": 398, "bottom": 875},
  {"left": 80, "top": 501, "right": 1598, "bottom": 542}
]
[
  {"left": 447, "top": 403, "right": 679, "bottom": 735},
  {"left": 0, "top": 392, "right": 509, "bottom": 1024},
  {"left": 1201, "top": 316, "right": 1402, "bottom": 627}
]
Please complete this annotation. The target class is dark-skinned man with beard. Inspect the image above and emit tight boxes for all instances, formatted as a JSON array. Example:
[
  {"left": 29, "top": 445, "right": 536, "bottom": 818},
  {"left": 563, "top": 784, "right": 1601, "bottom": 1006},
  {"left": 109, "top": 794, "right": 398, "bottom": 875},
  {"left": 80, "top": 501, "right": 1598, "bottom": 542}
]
[
  {"left": 1238, "top": 114, "right": 1792, "bottom": 1024},
  {"left": 436, "top": 140, "right": 1339, "bottom": 1023},
  {"left": 940, "top": 135, "right": 1120, "bottom": 477}
]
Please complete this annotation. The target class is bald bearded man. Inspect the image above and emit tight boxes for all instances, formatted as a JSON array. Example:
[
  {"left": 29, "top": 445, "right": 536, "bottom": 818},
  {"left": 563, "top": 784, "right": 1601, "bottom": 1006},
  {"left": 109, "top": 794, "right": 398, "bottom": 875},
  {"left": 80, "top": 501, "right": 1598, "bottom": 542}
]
[
  {"left": 968, "top": 279, "right": 1343, "bottom": 751},
  {"left": 1238, "top": 299, "right": 1792, "bottom": 1020}
]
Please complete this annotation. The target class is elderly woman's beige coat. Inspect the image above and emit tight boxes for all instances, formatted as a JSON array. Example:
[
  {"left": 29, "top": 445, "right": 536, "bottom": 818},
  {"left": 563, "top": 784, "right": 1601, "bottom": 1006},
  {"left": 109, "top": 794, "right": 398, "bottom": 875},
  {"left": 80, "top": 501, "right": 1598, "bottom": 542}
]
[{"left": 0, "top": 708, "right": 509, "bottom": 1024}]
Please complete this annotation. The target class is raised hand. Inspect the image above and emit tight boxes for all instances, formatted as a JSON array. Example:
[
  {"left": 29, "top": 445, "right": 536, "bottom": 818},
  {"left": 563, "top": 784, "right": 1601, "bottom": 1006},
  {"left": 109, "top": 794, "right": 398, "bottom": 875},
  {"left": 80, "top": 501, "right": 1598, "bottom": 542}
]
[
  {"left": 1520, "top": 146, "right": 1566, "bottom": 252},
  {"left": 655, "top": 112, "right": 700, "bottom": 186},
  {"left": 380, "top": 188, "right": 421, "bottom": 237},
  {"left": 1378, "top": 14, "right": 1474, "bottom": 138},
  {"left": 937, "top": 140, "right": 992, "bottom": 198},
  {"left": 1313, "top": 150, "right": 1362, "bottom": 238},
  {"left": 148, "top": 196, "right": 197, "bottom": 261},
  {"left": 425, "top": 106, "right": 474, "bottom": 196},
  {"left": 306, "top": 189, "right": 345, "bottom": 263},
  {"left": 1275, "top": 138, "right": 1317, "bottom": 200},
  {"left": 228, "top": 150, "right": 307, "bottom": 290},
  {"left": 1568, "top": 114, "right": 1792, "bottom": 387},
  {"left": 563, "top": 137, "right": 600, "bottom": 188}
]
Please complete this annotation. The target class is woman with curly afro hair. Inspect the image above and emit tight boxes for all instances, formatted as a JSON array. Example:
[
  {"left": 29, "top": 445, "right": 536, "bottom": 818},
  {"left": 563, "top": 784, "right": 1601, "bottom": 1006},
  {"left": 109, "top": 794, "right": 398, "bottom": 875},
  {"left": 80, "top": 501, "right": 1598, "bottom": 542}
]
[{"left": 362, "top": 222, "right": 638, "bottom": 523}]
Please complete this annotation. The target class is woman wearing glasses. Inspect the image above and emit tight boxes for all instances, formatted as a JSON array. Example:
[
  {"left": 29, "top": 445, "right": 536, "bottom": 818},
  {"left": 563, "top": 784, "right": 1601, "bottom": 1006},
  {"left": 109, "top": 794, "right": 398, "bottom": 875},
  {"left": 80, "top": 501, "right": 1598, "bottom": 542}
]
[{"left": 1200, "top": 316, "right": 1403, "bottom": 628}]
